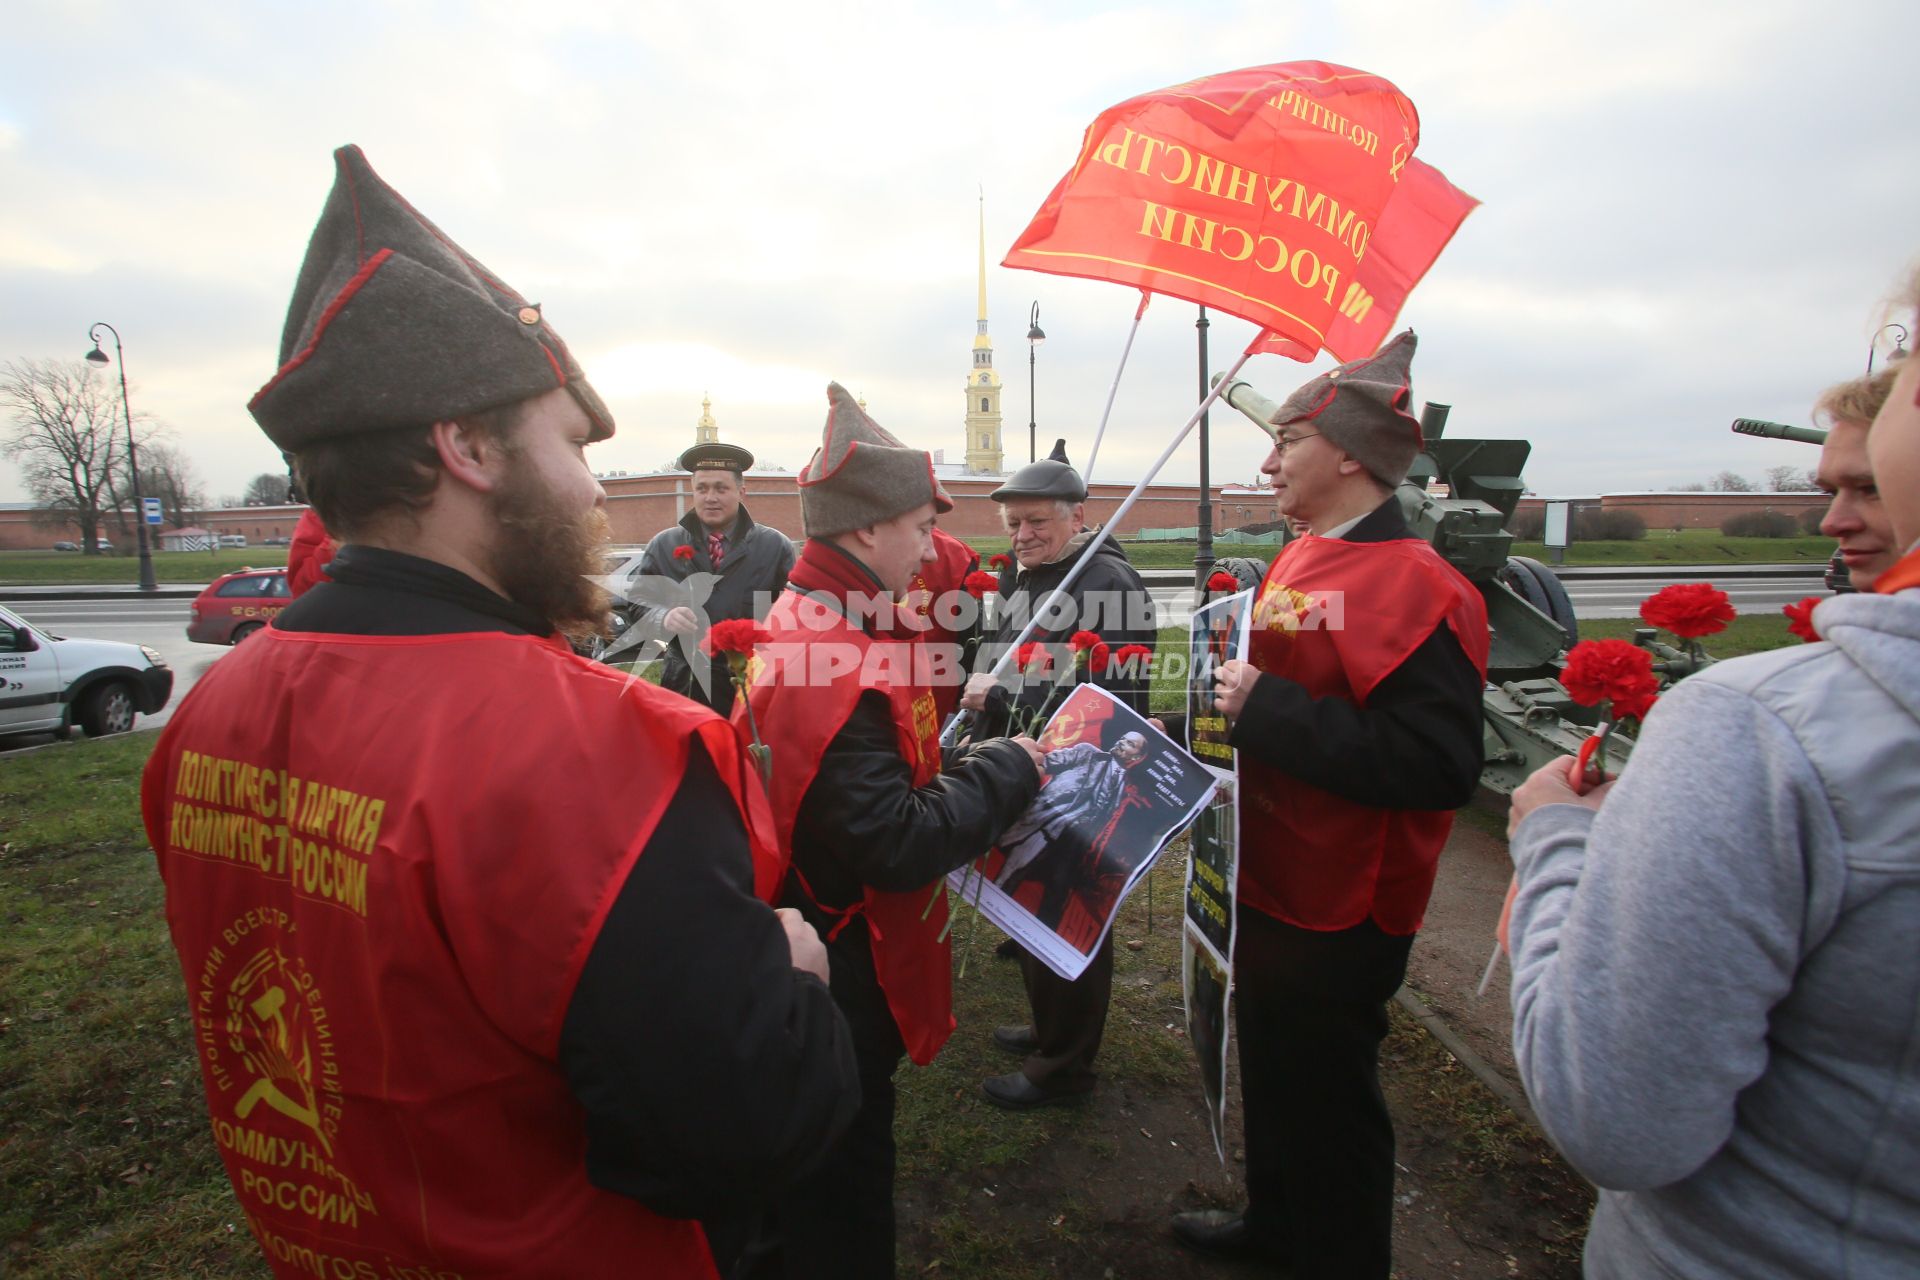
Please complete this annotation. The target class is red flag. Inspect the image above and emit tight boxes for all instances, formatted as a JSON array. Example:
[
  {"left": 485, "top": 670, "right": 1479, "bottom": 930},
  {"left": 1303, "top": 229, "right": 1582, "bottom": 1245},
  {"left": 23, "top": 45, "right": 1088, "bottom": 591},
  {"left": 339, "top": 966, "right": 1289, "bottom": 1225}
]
[{"left": 1005, "top": 62, "right": 1477, "bottom": 362}]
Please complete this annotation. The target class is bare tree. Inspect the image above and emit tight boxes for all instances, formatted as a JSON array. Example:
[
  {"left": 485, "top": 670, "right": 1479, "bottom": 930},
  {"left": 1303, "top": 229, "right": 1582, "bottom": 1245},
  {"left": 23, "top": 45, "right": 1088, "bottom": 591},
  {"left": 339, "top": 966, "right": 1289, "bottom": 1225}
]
[
  {"left": 1705, "top": 470, "right": 1758, "bottom": 492},
  {"left": 138, "top": 442, "right": 207, "bottom": 529},
  {"left": 1764, "top": 464, "right": 1820, "bottom": 493},
  {"left": 0, "top": 358, "right": 147, "bottom": 554},
  {"left": 242, "top": 472, "right": 292, "bottom": 506}
]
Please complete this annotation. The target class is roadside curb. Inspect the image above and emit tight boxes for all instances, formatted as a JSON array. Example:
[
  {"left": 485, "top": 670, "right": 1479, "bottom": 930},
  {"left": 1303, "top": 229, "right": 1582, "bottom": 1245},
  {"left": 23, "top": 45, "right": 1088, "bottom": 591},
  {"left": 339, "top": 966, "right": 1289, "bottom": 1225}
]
[
  {"left": 1395, "top": 985, "right": 1542, "bottom": 1135},
  {"left": 0, "top": 586, "right": 204, "bottom": 601}
]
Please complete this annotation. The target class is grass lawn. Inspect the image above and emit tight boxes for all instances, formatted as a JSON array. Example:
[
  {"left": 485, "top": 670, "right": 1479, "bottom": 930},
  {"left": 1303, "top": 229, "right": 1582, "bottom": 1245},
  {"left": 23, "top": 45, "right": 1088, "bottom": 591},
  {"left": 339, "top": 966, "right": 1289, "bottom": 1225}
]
[
  {"left": 1578, "top": 612, "right": 1806, "bottom": 660},
  {"left": 0, "top": 732, "right": 265, "bottom": 1278},
  {"left": 0, "top": 549, "right": 288, "bottom": 587}
]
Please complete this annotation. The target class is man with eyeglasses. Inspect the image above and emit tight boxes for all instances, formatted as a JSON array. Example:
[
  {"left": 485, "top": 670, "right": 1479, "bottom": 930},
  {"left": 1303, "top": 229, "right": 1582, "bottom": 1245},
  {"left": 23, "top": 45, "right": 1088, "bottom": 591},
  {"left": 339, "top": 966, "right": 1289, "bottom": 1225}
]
[{"left": 1172, "top": 331, "right": 1489, "bottom": 1278}]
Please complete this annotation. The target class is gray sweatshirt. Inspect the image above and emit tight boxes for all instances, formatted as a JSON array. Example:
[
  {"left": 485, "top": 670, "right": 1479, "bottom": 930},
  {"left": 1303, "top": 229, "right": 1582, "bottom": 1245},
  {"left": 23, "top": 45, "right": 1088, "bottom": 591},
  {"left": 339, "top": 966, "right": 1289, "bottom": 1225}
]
[{"left": 1507, "top": 588, "right": 1920, "bottom": 1279}]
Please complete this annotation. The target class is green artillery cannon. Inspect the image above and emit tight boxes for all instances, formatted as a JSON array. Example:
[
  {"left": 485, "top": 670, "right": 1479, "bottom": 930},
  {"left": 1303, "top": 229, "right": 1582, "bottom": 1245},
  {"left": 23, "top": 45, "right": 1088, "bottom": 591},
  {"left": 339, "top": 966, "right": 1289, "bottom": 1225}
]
[{"left": 1214, "top": 375, "right": 1619, "bottom": 793}]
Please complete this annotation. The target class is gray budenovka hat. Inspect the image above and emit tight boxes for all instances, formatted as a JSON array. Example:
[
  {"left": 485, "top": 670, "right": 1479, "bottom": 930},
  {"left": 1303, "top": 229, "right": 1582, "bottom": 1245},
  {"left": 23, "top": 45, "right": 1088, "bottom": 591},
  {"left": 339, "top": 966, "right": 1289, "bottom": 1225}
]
[
  {"left": 1270, "top": 329, "right": 1422, "bottom": 487},
  {"left": 249, "top": 145, "right": 614, "bottom": 451},
  {"left": 990, "top": 438, "right": 1087, "bottom": 503},
  {"left": 798, "top": 383, "right": 953, "bottom": 537}
]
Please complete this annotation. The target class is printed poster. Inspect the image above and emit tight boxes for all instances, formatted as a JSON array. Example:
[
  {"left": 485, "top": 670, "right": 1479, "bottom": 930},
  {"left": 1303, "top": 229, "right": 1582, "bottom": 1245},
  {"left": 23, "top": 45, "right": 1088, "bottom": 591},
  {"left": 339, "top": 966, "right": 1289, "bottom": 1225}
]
[
  {"left": 1187, "top": 589, "right": 1252, "bottom": 775},
  {"left": 949, "top": 684, "right": 1217, "bottom": 981}
]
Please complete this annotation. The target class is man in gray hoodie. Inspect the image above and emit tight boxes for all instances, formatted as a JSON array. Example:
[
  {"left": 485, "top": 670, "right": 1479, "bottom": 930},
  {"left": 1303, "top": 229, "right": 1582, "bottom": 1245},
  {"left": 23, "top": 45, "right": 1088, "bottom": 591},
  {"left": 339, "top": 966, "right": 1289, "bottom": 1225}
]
[{"left": 1505, "top": 291, "right": 1920, "bottom": 1276}]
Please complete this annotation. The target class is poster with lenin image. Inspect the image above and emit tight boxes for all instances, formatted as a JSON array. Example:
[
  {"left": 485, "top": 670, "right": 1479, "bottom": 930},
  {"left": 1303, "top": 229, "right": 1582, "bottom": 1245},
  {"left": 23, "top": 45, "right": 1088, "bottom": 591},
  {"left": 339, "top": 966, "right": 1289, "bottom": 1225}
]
[{"left": 951, "top": 685, "right": 1216, "bottom": 981}]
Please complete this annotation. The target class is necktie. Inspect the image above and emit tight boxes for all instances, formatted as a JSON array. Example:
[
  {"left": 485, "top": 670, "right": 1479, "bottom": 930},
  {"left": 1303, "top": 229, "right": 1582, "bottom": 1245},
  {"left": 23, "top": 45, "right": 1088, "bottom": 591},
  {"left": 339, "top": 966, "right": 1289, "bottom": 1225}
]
[{"left": 707, "top": 533, "right": 727, "bottom": 568}]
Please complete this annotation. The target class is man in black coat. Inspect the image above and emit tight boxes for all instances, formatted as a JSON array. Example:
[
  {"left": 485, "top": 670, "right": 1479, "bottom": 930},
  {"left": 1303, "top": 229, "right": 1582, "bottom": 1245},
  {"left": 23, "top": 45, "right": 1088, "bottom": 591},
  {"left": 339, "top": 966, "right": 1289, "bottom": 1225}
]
[
  {"left": 958, "top": 440, "right": 1160, "bottom": 1109},
  {"left": 635, "top": 442, "right": 795, "bottom": 715}
]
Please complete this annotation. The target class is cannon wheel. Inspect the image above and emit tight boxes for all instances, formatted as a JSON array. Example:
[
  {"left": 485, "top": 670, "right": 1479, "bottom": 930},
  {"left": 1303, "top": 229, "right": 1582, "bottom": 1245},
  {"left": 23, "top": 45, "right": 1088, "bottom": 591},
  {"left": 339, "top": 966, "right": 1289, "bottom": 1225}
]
[{"left": 1503, "top": 555, "right": 1579, "bottom": 644}]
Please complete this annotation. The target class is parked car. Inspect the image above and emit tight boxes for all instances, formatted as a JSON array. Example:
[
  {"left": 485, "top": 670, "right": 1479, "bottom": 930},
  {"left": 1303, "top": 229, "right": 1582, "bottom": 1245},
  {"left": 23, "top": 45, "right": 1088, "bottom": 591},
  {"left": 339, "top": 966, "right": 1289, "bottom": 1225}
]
[
  {"left": 219, "top": 534, "right": 248, "bottom": 549},
  {"left": 1824, "top": 546, "right": 1856, "bottom": 595},
  {"left": 0, "top": 602, "right": 173, "bottom": 737},
  {"left": 187, "top": 568, "right": 291, "bottom": 645},
  {"left": 51, "top": 541, "right": 79, "bottom": 551}
]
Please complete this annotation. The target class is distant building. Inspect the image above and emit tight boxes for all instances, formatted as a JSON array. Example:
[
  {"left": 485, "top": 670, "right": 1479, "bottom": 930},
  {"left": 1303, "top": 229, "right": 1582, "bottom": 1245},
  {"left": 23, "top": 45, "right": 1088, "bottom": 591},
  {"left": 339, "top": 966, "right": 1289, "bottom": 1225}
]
[
  {"left": 962, "top": 195, "right": 1006, "bottom": 475},
  {"left": 694, "top": 393, "right": 719, "bottom": 447}
]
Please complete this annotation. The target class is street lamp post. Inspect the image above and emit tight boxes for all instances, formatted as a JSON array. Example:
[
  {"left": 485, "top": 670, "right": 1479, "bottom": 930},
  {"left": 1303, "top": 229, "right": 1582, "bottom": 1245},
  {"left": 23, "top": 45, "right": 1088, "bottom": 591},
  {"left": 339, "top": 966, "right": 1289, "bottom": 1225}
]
[
  {"left": 1026, "top": 302, "right": 1045, "bottom": 464},
  {"left": 84, "top": 322, "right": 158, "bottom": 592},
  {"left": 1193, "top": 306, "right": 1214, "bottom": 590},
  {"left": 1868, "top": 322, "right": 1910, "bottom": 375}
]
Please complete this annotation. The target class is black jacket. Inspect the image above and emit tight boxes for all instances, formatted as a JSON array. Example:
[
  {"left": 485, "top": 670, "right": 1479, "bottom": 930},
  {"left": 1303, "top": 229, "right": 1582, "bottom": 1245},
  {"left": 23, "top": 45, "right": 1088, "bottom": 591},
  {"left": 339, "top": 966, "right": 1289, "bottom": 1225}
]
[
  {"left": 780, "top": 548, "right": 1041, "bottom": 1052},
  {"left": 636, "top": 506, "right": 796, "bottom": 714},
  {"left": 975, "top": 529, "right": 1159, "bottom": 737},
  {"left": 1227, "top": 499, "right": 1485, "bottom": 811}
]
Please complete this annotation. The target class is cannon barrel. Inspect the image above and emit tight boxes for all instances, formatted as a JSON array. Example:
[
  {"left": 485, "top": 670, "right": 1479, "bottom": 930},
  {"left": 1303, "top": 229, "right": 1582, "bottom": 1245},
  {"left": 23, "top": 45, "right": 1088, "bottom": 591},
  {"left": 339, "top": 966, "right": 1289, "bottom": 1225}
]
[
  {"left": 1731, "top": 416, "right": 1828, "bottom": 446},
  {"left": 1215, "top": 373, "right": 1282, "bottom": 437}
]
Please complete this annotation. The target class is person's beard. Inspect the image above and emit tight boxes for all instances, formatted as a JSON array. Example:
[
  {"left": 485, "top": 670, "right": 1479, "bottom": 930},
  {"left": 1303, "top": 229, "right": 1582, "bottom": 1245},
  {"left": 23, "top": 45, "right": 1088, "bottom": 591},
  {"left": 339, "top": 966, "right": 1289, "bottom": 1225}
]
[{"left": 486, "top": 463, "right": 611, "bottom": 639}]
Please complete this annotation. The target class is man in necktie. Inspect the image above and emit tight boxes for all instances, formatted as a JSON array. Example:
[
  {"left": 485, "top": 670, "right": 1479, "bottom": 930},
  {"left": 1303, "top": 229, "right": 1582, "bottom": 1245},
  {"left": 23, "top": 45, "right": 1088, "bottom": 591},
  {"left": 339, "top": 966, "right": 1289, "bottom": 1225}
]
[{"left": 636, "top": 441, "right": 796, "bottom": 715}]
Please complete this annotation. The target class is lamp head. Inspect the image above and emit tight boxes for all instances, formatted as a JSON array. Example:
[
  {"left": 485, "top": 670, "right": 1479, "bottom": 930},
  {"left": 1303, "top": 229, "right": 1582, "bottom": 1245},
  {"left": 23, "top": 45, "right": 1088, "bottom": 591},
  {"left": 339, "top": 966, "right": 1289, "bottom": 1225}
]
[{"left": 84, "top": 344, "right": 109, "bottom": 365}]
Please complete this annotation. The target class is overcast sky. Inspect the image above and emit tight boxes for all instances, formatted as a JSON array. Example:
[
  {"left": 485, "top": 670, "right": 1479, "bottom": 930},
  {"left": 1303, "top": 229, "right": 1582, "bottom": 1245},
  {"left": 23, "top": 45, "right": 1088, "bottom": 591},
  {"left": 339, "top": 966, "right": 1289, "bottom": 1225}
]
[{"left": 3, "top": 0, "right": 1916, "bottom": 509}]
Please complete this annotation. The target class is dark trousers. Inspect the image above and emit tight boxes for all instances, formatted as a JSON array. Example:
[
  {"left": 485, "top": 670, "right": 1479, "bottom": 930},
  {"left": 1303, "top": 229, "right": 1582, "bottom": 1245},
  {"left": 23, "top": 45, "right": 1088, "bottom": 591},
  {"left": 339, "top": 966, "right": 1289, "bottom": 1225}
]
[
  {"left": 1232, "top": 909, "right": 1413, "bottom": 1280},
  {"left": 1017, "top": 933, "right": 1114, "bottom": 1090},
  {"left": 750, "top": 938, "right": 902, "bottom": 1280}
]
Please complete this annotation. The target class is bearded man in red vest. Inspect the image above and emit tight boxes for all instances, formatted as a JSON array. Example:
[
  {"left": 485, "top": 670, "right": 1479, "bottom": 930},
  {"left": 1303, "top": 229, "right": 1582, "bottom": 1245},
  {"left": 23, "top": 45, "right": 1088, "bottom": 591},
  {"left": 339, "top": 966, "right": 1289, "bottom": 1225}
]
[
  {"left": 1173, "top": 332, "right": 1489, "bottom": 1278},
  {"left": 739, "top": 385, "right": 1043, "bottom": 1278},
  {"left": 141, "top": 146, "right": 859, "bottom": 1280}
]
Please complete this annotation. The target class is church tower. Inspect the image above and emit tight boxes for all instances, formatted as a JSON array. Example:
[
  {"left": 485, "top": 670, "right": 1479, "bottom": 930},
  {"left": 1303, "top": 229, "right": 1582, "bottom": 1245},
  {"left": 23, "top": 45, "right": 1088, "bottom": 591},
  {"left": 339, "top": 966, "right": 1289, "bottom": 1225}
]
[
  {"left": 963, "top": 196, "right": 1005, "bottom": 474},
  {"left": 694, "top": 393, "right": 719, "bottom": 445}
]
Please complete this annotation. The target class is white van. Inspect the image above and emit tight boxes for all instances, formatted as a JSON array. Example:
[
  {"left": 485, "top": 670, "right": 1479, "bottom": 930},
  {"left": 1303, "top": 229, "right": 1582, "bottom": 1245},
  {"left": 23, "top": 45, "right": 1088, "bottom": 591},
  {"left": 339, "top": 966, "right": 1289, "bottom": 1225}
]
[{"left": 219, "top": 534, "right": 248, "bottom": 549}]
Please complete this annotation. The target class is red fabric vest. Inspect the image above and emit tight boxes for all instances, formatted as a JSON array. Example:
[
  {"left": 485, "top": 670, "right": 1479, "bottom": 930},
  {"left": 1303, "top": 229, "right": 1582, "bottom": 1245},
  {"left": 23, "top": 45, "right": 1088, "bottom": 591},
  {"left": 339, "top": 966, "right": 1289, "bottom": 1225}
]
[
  {"left": 1238, "top": 535, "right": 1489, "bottom": 935},
  {"left": 905, "top": 527, "right": 980, "bottom": 719},
  {"left": 286, "top": 509, "right": 336, "bottom": 598},
  {"left": 140, "top": 627, "right": 776, "bottom": 1279},
  {"left": 740, "top": 588, "right": 954, "bottom": 1065}
]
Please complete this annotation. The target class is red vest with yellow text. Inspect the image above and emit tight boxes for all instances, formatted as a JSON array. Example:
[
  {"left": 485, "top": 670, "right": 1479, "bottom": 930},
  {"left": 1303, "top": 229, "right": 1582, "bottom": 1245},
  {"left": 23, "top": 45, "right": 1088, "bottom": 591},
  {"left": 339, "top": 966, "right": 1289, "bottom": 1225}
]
[
  {"left": 1238, "top": 536, "right": 1489, "bottom": 934},
  {"left": 740, "top": 589, "right": 954, "bottom": 1065},
  {"left": 141, "top": 627, "right": 776, "bottom": 1280}
]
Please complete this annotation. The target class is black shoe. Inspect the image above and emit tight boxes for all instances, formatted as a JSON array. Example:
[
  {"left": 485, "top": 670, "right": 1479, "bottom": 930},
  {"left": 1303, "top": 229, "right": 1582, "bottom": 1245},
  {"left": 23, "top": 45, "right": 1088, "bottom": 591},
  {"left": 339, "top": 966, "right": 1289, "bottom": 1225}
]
[
  {"left": 994, "top": 935, "right": 1022, "bottom": 960},
  {"left": 980, "top": 1070, "right": 1090, "bottom": 1110},
  {"left": 992, "top": 1024, "right": 1038, "bottom": 1055},
  {"left": 1170, "top": 1210, "right": 1289, "bottom": 1266}
]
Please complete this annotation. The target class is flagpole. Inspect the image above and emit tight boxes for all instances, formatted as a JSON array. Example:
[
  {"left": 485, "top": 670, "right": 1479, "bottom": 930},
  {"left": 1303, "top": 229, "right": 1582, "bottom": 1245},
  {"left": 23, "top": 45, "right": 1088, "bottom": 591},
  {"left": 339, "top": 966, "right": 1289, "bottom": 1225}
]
[
  {"left": 978, "top": 343, "right": 1256, "bottom": 685},
  {"left": 1080, "top": 291, "right": 1152, "bottom": 484}
]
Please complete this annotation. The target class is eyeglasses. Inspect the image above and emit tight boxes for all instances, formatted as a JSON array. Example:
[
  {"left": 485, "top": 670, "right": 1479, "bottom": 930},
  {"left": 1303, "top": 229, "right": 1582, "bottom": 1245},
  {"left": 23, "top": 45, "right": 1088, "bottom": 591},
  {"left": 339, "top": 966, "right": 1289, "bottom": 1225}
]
[{"left": 1273, "top": 431, "right": 1322, "bottom": 455}]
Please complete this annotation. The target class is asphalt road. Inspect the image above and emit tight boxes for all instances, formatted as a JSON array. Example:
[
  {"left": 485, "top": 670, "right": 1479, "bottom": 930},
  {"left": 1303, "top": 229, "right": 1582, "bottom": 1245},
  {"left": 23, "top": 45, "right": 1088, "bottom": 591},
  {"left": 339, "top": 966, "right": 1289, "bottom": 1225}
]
[{"left": 1143, "top": 568, "right": 1821, "bottom": 625}]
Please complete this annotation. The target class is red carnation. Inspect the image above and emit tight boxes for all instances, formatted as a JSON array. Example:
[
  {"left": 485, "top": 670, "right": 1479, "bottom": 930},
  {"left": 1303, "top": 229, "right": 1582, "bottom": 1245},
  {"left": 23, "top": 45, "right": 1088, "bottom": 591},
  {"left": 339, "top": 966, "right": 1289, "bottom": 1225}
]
[
  {"left": 1611, "top": 688, "right": 1659, "bottom": 723},
  {"left": 1561, "top": 638, "right": 1659, "bottom": 715},
  {"left": 1206, "top": 571, "right": 1240, "bottom": 593},
  {"left": 1639, "top": 582, "right": 1734, "bottom": 639},
  {"left": 989, "top": 553, "right": 1013, "bottom": 570},
  {"left": 1113, "top": 643, "right": 1154, "bottom": 674},
  {"left": 1783, "top": 596, "right": 1821, "bottom": 643},
  {"left": 1068, "top": 630, "right": 1103, "bottom": 652},
  {"left": 1015, "top": 641, "right": 1051, "bottom": 674},
  {"left": 702, "top": 619, "right": 769, "bottom": 657},
  {"left": 673, "top": 544, "right": 696, "bottom": 561},
  {"left": 963, "top": 571, "right": 999, "bottom": 598}
]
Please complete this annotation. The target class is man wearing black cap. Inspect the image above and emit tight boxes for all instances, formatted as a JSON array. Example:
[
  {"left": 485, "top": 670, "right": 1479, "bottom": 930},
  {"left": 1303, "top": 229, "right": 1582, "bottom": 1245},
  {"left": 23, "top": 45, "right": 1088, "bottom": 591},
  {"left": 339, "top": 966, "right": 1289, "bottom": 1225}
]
[
  {"left": 635, "top": 441, "right": 796, "bottom": 715},
  {"left": 741, "top": 384, "right": 1043, "bottom": 1278},
  {"left": 957, "top": 439, "right": 1159, "bottom": 1110},
  {"left": 139, "top": 146, "right": 857, "bottom": 1280},
  {"left": 1174, "top": 332, "right": 1489, "bottom": 1278}
]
